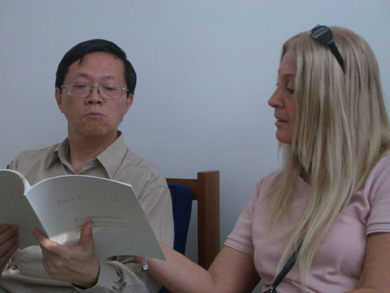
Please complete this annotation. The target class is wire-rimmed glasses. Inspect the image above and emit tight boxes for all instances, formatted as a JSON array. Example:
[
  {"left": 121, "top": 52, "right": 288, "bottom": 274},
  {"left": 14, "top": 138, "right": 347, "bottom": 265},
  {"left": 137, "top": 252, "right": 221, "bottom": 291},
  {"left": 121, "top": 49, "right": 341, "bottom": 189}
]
[{"left": 61, "top": 82, "right": 129, "bottom": 100}]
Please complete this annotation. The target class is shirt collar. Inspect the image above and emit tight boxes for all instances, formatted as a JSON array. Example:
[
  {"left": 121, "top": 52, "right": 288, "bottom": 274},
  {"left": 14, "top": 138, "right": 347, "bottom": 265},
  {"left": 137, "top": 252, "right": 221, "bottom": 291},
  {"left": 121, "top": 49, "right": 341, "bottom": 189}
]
[
  {"left": 47, "top": 133, "right": 128, "bottom": 179},
  {"left": 96, "top": 133, "right": 128, "bottom": 179},
  {"left": 48, "top": 138, "right": 69, "bottom": 168}
]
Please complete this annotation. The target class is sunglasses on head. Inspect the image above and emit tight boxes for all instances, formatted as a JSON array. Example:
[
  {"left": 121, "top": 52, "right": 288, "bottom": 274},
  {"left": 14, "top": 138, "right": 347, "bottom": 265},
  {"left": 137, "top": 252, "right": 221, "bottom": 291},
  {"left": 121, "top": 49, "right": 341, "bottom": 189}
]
[{"left": 310, "top": 25, "right": 345, "bottom": 73}]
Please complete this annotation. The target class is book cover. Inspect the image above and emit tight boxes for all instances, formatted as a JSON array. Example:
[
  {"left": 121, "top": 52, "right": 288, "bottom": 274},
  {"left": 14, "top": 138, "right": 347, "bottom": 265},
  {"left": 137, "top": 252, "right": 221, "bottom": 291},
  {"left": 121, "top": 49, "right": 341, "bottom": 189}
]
[{"left": 0, "top": 169, "right": 165, "bottom": 260}]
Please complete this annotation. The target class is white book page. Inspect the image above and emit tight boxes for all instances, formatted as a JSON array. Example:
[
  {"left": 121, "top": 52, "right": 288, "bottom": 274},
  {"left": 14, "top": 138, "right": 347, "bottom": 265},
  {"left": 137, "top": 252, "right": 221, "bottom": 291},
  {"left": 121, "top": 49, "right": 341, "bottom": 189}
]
[
  {"left": 26, "top": 175, "right": 165, "bottom": 260},
  {"left": 0, "top": 169, "right": 46, "bottom": 248}
]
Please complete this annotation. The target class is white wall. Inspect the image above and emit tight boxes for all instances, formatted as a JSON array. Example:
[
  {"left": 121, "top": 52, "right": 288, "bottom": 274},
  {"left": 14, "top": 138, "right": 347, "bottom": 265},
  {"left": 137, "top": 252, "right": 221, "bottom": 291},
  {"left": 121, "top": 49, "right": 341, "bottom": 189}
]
[{"left": 1, "top": 0, "right": 389, "bottom": 267}]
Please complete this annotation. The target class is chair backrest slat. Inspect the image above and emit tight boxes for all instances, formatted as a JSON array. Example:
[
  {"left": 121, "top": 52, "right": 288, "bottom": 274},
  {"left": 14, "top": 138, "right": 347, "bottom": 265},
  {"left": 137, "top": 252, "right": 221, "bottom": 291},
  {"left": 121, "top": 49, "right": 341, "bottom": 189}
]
[{"left": 167, "top": 170, "right": 220, "bottom": 269}]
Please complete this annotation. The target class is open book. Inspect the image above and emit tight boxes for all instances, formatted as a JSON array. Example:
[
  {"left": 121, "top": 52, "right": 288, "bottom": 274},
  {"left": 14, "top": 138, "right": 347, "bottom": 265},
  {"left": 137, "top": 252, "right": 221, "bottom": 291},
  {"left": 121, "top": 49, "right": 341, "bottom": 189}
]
[{"left": 0, "top": 169, "right": 165, "bottom": 260}]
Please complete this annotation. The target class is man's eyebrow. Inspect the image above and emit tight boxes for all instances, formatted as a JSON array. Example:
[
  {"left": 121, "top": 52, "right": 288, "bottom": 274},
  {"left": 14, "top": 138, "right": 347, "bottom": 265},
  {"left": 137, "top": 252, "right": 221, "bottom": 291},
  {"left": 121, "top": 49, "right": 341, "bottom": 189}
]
[
  {"left": 72, "top": 73, "right": 89, "bottom": 79},
  {"left": 99, "top": 75, "right": 117, "bottom": 81},
  {"left": 70, "top": 73, "right": 118, "bottom": 81}
]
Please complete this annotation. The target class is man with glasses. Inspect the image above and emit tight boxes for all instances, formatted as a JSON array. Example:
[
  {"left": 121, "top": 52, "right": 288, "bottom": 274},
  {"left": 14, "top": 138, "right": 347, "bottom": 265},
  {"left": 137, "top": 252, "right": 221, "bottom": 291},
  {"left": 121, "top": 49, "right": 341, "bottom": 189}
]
[{"left": 0, "top": 39, "right": 174, "bottom": 292}]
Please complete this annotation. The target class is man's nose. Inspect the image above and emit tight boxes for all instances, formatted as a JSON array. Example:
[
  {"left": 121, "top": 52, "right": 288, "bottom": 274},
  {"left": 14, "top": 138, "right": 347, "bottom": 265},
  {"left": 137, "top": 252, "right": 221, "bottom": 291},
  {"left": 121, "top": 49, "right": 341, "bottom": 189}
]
[{"left": 86, "top": 86, "right": 103, "bottom": 104}]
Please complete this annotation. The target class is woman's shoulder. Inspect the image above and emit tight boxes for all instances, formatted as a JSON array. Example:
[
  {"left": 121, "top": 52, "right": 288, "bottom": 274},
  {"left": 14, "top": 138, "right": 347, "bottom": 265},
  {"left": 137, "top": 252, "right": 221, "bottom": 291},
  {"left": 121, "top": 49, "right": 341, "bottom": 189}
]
[
  {"left": 373, "top": 152, "right": 390, "bottom": 170},
  {"left": 257, "top": 169, "right": 283, "bottom": 184},
  {"left": 363, "top": 152, "right": 390, "bottom": 200},
  {"left": 367, "top": 152, "right": 390, "bottom": 182},
  {"left": 251, "top": 169, "right": 283, "bottom": 200}
]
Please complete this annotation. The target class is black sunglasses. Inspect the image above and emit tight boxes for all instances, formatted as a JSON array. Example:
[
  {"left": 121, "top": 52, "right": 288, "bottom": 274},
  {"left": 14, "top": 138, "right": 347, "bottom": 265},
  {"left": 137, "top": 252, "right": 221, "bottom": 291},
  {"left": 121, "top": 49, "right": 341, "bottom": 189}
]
[{"left": 310, "top": 25, "right": 345, "bottom": 73}]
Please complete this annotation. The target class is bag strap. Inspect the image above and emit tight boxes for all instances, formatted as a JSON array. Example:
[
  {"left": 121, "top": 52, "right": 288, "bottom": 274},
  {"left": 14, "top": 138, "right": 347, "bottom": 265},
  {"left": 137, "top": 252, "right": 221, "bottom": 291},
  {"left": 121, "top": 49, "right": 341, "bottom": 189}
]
[{"left": 265, "top": 244, "right": 302, "bottom": 292}]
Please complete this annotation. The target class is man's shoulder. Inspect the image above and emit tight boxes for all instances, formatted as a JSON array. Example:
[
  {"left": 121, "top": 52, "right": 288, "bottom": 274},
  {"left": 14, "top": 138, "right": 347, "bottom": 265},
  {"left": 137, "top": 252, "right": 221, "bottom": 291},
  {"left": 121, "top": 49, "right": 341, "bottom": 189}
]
[
  {"left": 99, "top": 135, "right": 166, "bottom": 183},
  {"left": 123, "top": 148, "right": 165, "bottom": 178},
  {"left": 10, "top": 143, "right": 61, "bottom": 170},
  {"left": 114, "top": 147, "right": 168, "bottom": 191},
  {"left": 123, "top": 148, "right": 154, "bottom": 169},
  {"left": 14, "top": 144, "right": 60, "bottom": 161}
]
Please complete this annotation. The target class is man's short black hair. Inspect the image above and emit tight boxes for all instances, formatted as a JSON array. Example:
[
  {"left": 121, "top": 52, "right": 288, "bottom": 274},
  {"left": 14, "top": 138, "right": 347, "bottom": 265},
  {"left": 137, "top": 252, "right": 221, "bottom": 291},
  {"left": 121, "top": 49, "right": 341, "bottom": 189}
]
[{"left": 55, "top": 39, "right": 136, "bottom": 94}]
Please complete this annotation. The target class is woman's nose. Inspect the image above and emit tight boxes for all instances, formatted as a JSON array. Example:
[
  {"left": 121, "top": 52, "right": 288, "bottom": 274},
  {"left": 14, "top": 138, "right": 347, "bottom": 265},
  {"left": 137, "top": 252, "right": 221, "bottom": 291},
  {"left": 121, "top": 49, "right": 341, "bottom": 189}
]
[{"left": 268, "top": 88, "right": 283, "bottom": 108}]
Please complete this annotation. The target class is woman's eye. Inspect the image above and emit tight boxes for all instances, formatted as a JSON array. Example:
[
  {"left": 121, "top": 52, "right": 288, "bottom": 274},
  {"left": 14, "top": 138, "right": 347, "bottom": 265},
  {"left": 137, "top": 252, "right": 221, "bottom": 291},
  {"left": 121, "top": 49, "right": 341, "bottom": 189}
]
[{"left": 286, "top": 87, "right": 295, "bottom": 94}]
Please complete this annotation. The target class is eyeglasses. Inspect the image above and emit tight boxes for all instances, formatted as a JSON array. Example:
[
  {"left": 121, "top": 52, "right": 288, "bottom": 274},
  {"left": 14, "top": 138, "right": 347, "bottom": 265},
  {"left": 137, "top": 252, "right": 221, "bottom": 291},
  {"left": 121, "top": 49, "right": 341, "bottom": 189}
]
[
  {"left": 61, "top": 82, "right": 129, "bottom": 100},
  {"left": 310, "top": 25, "right": 345, "bottom": 73}
]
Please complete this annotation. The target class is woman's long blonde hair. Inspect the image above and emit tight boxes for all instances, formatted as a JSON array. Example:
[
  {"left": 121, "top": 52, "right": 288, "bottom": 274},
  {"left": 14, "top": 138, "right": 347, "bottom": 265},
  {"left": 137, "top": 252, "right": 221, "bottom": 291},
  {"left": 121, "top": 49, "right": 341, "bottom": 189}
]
[{"left": 271, "top": 27, "right": 390, "bottom": 283}]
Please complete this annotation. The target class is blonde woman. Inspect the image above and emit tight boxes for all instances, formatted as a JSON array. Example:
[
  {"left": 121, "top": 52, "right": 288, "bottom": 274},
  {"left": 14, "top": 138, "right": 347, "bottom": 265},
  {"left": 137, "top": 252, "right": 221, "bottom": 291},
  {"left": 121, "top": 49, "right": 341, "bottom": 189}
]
[
  {"left": 35, "top": 26, "right": 390, "bottom": 292},
  {"left": 136, "top": 26, "right": 390, "bottom": 293}
]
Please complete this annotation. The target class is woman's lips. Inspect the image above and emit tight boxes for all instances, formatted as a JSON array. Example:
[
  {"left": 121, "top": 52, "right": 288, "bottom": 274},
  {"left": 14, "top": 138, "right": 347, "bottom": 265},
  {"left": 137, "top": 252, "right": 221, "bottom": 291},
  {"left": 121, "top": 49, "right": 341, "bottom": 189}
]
[{"left": 275, "top": 117, "right": 288, "bottom": 126}]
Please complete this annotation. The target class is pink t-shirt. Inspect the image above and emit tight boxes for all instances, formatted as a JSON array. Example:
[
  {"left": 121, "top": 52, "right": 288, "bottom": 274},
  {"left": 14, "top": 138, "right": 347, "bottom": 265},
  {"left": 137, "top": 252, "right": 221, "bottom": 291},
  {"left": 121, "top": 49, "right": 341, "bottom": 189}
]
[{"left": 225, "top": 154, "right": 390, "bottom": 292}]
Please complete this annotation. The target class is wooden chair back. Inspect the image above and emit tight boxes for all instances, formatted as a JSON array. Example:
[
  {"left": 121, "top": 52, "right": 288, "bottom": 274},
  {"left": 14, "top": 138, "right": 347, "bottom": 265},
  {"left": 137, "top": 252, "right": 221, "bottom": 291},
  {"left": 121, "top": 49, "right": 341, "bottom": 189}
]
[{"left": 167, "top": 170, "right": 220, "bottom": 269}]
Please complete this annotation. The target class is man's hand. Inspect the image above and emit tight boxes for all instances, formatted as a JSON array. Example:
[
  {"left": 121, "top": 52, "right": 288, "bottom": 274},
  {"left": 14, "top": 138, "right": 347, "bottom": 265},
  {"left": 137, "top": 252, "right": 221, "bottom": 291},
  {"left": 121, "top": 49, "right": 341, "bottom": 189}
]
[
  {"left": 32, "top": 221, "right": 100, "bottom": 288},
  {"left": 0, "top": 224, "right": 19, "bottom": 271}
]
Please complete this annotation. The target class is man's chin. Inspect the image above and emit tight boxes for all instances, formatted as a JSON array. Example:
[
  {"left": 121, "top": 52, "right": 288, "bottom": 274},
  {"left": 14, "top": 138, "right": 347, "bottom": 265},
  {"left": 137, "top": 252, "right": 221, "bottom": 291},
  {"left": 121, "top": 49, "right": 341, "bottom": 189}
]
[{"left": 74, "top": 128, "right": 110, "bottom": 139}]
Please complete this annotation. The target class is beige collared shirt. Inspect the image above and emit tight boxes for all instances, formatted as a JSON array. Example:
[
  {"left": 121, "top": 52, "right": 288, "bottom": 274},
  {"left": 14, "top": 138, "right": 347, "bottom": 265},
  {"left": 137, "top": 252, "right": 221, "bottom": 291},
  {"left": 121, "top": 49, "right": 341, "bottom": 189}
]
[{"left": 1, "top": 134, "right": 174, "bottom": 293}]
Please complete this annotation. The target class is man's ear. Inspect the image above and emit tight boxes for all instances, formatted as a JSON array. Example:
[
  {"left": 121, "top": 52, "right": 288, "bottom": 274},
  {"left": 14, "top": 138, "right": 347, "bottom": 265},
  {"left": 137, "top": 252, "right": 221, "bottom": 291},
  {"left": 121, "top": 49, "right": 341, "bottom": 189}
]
[
  {"left": 125, "top": 93, "right": 134, "bottom": 113},
  {"left": 55, "top": 88, "right": 64, "bottom": 113}
]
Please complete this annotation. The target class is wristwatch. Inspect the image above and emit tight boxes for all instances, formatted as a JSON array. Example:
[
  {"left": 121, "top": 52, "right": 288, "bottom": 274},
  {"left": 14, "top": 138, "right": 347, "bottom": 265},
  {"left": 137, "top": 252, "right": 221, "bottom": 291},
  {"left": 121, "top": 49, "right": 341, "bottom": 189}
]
[{"left": 139, "top": 256, "right": 149, "bottom": 271}]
